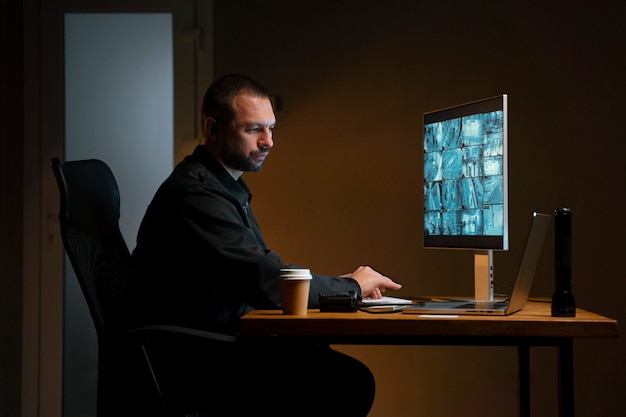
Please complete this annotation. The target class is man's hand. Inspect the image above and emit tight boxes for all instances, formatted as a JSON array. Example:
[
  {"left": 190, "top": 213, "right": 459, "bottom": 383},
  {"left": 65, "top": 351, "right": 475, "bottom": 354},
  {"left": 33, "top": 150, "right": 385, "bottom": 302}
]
[{"left": 341, "top": 265, "right": 402, "bottom": 299}]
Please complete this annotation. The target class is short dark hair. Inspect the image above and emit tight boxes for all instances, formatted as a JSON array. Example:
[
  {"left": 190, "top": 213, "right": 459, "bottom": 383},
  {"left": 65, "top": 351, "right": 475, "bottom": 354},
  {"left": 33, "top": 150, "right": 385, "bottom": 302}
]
[{"left": 200, "top": 74, "right": 270, "bottom": 140}]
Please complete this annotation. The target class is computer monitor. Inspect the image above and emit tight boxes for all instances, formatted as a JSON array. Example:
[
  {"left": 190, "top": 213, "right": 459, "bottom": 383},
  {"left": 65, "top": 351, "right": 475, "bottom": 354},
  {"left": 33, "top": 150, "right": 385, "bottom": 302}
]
[{"left": 423, "top": 94, "right": 508, "bottom": 301}]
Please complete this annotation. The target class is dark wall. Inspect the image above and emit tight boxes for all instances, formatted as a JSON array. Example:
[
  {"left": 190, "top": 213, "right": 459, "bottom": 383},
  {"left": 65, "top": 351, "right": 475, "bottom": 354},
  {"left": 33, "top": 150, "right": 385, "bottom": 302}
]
[
  {"left": 0, "top": 0, "right": 24, "bottom": 416},
  {"left": 212, "top": 1, "right": 626, "bottom": 416}
]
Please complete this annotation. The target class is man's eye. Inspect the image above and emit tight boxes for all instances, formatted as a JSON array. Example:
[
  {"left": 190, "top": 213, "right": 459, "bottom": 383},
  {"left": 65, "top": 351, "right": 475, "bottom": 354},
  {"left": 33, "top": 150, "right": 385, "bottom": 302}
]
[{"left": 245, "top": 125, "right": 274, "bottom": 134}]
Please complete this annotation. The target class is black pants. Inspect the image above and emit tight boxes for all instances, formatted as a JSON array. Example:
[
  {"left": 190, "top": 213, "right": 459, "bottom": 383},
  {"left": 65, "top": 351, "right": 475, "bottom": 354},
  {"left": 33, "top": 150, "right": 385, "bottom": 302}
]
[{"left": 141, "top": 334, "right": 376, "bottom": 417}]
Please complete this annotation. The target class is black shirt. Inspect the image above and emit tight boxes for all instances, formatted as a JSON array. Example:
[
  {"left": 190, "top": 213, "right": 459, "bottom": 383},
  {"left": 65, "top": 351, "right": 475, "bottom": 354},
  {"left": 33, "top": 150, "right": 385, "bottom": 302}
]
[{"left": 125, "top": 145, "right": 360, "bottom": 334}]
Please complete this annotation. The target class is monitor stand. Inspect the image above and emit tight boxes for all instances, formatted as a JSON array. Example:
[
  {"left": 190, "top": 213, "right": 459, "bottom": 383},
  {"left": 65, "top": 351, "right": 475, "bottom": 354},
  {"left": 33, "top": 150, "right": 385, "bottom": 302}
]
[{"left": 474, "top": 250, "right": 494, "bottom": 301}]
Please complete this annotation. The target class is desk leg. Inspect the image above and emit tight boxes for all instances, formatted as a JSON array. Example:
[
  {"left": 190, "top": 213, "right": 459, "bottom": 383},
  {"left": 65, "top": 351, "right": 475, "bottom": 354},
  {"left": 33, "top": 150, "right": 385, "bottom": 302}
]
[
  {"left": 518, "top": 345, "right": 530, "bottom": 417},
  {"left": 558, "top": 339, "right": 575, "bottom": 417}
]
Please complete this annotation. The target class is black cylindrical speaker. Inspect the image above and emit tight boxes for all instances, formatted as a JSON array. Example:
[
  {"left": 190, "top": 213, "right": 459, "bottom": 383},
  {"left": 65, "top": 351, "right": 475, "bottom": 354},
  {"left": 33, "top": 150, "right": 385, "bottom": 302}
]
[{"left": 552, "top": 207, "right": 576, "bottom": 317}]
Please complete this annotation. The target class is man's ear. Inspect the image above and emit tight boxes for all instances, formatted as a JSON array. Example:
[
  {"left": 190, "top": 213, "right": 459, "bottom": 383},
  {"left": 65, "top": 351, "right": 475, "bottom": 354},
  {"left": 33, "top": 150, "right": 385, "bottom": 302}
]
[{"left": 204, "top": 117, "right": 217, "bottom": 140}]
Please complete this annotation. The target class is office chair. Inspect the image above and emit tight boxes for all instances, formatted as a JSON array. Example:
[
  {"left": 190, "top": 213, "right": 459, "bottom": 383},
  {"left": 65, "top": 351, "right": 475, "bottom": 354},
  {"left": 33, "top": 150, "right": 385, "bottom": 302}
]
[{"left": 50, "top": 157, "right": 236, "bottom": 417}]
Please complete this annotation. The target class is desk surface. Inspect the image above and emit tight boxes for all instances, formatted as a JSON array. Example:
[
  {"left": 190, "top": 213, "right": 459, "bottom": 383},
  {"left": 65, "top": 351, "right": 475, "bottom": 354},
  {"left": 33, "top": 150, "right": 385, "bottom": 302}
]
[{"left": 240, "top": 300, "right": 618, "bottom": 342}]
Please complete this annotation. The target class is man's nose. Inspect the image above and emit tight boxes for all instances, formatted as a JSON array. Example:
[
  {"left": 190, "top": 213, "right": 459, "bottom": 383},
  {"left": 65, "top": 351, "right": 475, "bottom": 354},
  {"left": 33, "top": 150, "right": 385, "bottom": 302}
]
[{"left": 259, "top": 128, "right": 273, "bottom": 148}]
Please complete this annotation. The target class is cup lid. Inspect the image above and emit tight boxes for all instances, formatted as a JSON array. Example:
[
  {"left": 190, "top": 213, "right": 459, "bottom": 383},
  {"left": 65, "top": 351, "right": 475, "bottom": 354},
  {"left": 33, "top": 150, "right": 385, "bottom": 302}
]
[
  {"left": 280, "top": 268, "right": 310, "bottom": 273},
  {"left": 280, "top": 275, "right": 312, "bottom": 280}
]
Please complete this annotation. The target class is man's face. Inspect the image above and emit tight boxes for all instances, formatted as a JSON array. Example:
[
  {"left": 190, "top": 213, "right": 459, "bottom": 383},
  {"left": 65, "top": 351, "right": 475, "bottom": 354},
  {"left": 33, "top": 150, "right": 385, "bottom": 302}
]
[{"left": 217, "top": 94, "right": 276, "bottom": 173}]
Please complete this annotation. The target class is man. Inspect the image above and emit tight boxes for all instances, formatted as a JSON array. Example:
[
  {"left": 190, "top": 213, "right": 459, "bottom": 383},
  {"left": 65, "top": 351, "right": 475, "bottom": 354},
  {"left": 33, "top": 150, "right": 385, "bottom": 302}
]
[{"left": 125, "top": 74, "right": 402, "bottom": 416}]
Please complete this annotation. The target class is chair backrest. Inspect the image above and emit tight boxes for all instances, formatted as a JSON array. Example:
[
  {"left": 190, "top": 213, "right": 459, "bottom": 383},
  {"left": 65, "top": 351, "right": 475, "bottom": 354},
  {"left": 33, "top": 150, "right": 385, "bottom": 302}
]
[{"left": 51, "top": 157, "right": 132, "bottom": 416}]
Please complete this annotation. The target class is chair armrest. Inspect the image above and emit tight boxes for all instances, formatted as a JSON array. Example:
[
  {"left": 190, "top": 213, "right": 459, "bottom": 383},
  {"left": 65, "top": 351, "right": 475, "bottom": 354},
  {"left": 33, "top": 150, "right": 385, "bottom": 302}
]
[
  {"left": 127, "top": 324, "right": 238, "bottom": 344},
  {"left": 125, "top": 325, "right": 238, "bottom": 412}
]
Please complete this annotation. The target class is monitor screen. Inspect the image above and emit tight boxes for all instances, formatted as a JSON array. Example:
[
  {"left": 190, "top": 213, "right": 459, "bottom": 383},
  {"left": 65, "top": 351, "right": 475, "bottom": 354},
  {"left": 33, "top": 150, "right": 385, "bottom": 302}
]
[{"left": 423, "top": 94, "right": 508, "bottom": 251}]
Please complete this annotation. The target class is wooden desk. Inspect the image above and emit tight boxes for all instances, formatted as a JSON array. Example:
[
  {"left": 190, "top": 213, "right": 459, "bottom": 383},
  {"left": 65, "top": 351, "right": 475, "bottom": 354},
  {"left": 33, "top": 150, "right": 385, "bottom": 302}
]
[{"left": 240, "top": 300, "right": 618, "bottom": 417}]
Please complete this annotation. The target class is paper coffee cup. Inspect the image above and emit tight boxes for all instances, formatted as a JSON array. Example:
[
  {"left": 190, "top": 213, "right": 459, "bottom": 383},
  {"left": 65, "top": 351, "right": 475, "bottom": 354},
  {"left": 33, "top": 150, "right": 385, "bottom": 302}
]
[{"left": 280, "top": 274, "right": 311, "bottom": 315}]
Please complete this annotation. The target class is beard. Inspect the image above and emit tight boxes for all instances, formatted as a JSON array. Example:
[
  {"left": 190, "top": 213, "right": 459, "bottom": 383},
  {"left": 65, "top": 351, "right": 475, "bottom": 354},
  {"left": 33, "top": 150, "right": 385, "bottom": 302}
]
[{"left": 221, "top": 145, "right": 270, "bottom": 172}]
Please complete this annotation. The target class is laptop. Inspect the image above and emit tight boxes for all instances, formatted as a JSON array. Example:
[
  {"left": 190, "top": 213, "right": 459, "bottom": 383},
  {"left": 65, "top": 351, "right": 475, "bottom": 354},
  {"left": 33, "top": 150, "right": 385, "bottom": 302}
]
[{"left": 402, "top": 212, "right": 551, "bottom": 316}]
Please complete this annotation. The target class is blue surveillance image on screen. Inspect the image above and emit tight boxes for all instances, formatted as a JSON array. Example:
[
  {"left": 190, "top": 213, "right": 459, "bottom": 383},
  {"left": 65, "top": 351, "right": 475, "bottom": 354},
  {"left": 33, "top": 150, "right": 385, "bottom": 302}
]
[{"left": 423, "top": 95, "right": 507, "bottom": 250}]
